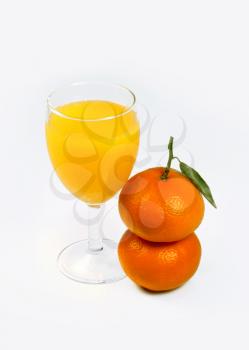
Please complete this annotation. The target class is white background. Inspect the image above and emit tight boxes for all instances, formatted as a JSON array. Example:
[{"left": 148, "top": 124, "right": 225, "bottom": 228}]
[{"left": 1, "top": 0, "right": 249, "bottom": 349}]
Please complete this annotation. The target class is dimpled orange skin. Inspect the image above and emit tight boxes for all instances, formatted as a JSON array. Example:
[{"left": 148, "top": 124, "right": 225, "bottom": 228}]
[
  {"left": 118, "top": 230, "right": 201, "bottom": 291},
  {"left": 119, "top": 167, "right": 205, "bottom": 242}
]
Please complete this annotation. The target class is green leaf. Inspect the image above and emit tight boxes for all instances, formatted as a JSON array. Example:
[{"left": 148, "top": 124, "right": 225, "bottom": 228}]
[{"left": 179, "top": 162, "right": 217, "bottom": 208}]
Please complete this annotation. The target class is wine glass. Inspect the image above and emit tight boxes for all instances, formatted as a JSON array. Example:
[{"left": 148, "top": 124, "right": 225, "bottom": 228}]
[{"left": 46, "top": 82, "right": 140, "bottom": 283}]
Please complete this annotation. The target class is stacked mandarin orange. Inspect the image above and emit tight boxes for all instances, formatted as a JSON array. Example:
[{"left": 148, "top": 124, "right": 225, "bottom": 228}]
[{"left": 118, "top": 137, "right": 216, "bottom": 292}]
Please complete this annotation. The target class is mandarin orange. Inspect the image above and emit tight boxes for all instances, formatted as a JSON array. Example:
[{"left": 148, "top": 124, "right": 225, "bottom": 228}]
[
  {"left": 118, "top": 230, "right": 201, "bottom": 291},
  {"left": 119, "top": 167, "right": 204, "bottom": 242}
]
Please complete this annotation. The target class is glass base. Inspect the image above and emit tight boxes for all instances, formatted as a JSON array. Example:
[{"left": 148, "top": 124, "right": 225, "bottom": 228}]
[{"left": 57, "top": 239, "right": 126, "bottom": 284}]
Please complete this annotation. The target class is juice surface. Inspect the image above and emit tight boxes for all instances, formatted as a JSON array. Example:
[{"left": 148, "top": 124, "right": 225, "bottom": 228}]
[{"left": 46, "top": 100, "right": 140, "bottom": 204}]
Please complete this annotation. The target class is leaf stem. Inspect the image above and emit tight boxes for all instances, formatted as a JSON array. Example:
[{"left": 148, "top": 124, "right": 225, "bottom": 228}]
[
  {"left": 160, "top": 136, "right": 174, "bottom": 180},
  {"left": 173, "top": 156, "right": 181, "bottom": 163}
]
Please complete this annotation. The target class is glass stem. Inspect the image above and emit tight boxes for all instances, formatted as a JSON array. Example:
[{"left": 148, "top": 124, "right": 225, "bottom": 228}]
[{"left": 88, "top": 205, "right": 103, "bottom": 253}]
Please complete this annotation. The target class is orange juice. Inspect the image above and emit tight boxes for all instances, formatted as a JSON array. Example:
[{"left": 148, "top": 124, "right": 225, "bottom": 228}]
[{"left": 46, "top": 100, "right": 139, "bottom": 204}]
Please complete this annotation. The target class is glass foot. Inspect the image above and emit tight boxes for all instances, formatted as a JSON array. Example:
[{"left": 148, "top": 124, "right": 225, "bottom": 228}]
[{"left": 57, "top": 239, "right": 126, "bottom": 284}]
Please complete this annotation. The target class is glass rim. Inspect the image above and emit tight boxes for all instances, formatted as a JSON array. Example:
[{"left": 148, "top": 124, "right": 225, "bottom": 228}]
[{"left": 47, "top": 81, "right": 136, "bottom": 122}]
